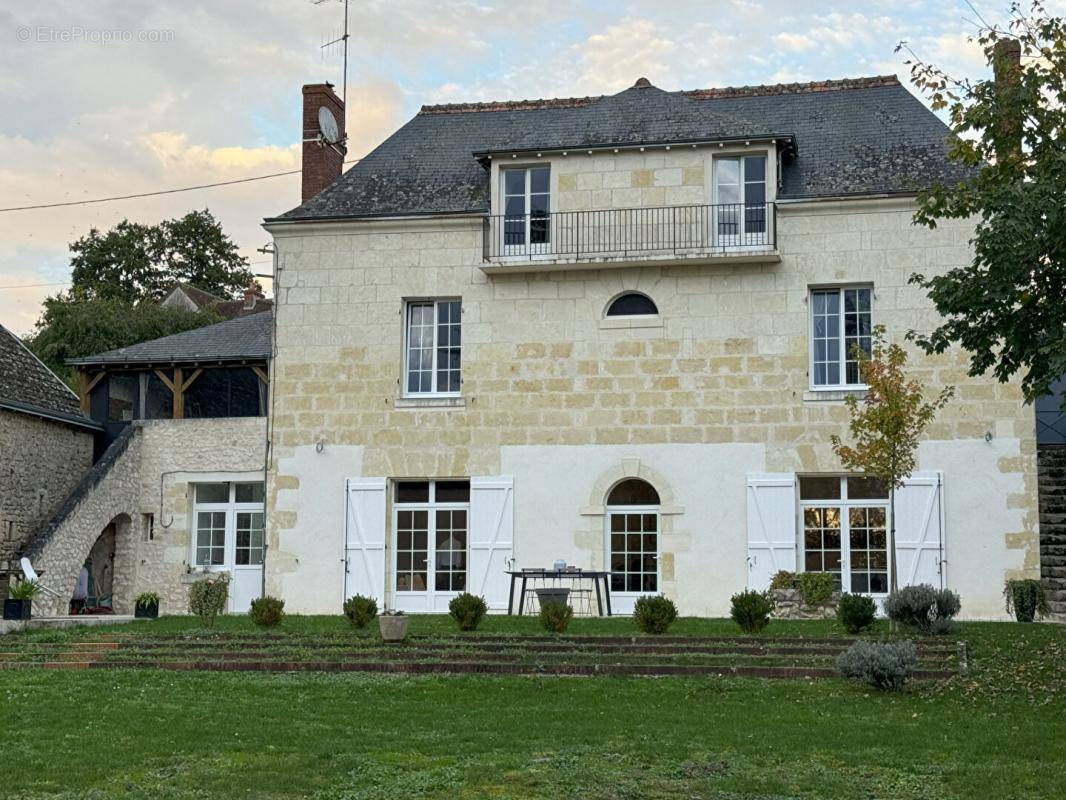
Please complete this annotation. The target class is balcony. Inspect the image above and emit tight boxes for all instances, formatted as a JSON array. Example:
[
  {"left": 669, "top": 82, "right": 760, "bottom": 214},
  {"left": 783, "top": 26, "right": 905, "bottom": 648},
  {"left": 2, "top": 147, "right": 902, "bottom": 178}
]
[{"left": 481, "top": 202, "right": 778, "bottom": 273}]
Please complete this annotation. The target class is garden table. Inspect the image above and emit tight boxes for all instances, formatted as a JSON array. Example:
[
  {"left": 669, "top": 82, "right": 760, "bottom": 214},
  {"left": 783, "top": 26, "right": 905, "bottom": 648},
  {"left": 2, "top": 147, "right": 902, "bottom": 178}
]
[{"left": 505, "top": 569, "right": 613, "bottom": 617}]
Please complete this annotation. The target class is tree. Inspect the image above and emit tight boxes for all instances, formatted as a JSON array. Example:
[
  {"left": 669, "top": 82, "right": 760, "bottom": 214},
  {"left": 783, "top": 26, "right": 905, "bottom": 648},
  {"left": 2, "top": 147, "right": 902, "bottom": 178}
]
[
  {"left": 831, "top": 328, "right": 954, "bottom": 595},
  {"left": 28, "top": 294, "right": 221, "bottom": 386},
  {"left": 69, "top": 209, "right": 252, "bottom": 302},
  {"left": 900, "top": 2, "right": 1066, "bottom": 402}
]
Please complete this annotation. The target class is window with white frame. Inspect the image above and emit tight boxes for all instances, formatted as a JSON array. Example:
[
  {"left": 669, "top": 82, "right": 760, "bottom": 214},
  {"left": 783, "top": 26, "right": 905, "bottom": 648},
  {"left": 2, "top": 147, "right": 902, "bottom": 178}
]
[
  {"left": 393, "top": 480, "right": 469, "bottom": 594},
  {"left": 404, "top": 299, "right": 461, "bottom": 396},
  {"left": 502, "top": 166, "right": 550, "bottom": 254},
  {"left": 810, "top": 287, "right": 872, "bottom": 388},
  {"left": 799, "top": 476, "right": 889, "bottom": 594},
  {"left": 714, "top": 155, "right": 767, "bottom": 244},
  {"left": 193, "top": 482, "right": 265, "bottom": 567},
  {"left": 605, "top": 479, "right": 661, "bottom": 593}
]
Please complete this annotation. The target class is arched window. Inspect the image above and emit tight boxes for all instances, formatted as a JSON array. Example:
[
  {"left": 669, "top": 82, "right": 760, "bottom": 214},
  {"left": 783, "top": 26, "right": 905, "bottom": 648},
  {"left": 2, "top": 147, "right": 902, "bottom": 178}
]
[
  {"left": 605, "top": 479, "right": 660, "bottom": 595},
  {"left": 605, "top": 292, "right": 658, "bottom": 317}
]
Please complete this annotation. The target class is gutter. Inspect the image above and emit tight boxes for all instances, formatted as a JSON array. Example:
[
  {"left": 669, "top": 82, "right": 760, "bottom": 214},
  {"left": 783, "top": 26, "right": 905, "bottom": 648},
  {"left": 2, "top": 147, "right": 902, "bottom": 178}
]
[
  {"left": 472, "top": 132, "right": 797, "bottom": 160},
  {"left": 0, "top": 397, "right": 103, "bottom": 431}
]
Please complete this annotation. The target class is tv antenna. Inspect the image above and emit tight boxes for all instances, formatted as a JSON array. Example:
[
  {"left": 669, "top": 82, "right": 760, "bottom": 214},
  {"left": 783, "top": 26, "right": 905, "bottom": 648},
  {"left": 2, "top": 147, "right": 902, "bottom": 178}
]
[{"left": 314, "top": 0, "right": 350, "bottom": 107}]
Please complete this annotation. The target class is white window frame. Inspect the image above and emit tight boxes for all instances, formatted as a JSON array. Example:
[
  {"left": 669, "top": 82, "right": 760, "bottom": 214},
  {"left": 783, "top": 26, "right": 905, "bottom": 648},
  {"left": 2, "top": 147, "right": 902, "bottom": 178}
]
[
  {"left": 604, "top": 504, "right": 661, "bottom": 597},
  {"left": 799, "top": 476, "right": 890, "bottom": 596},
  {"left": 808, "top": 285, "right": 873, "bottom": 391},
  {"left": 500, "top": 165, "right": 551, "bottom": 257},
  {"left": 402, "top": 299, "right": 462, "bottom": 398},
  {"left": 712, "top": 153, "right": 769, "bottom": 248},
  {"left": 392, "top": 480, "right": 470, "bottom": 605},
  {"left": 191, "top": 482, "right": 265, "bottom": 569}
]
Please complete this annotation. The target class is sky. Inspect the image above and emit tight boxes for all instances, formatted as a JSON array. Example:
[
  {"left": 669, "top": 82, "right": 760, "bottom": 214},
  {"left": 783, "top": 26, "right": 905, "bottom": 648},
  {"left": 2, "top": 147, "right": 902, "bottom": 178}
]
[{"left": 0, "top": 0, "right": 1054, "bottom": 334}]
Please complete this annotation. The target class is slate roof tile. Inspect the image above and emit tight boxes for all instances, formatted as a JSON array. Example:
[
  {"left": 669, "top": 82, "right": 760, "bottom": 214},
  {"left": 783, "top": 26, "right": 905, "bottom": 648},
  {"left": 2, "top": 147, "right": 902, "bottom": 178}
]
[{"left": 0, "top": 324, "right": 93, "bottom": 427}]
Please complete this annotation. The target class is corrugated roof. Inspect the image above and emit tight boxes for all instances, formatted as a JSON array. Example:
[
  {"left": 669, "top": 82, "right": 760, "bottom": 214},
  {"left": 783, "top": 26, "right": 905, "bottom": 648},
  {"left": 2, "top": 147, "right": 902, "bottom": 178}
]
[
  {"left": 0, "top": 324, "right": 97, "bottom": 429},
  {"left": 68, "top": 310, "right": 272, "bottom": 366},
  {"left": 272, "top": 76, "right": 971, "bottom": 222}
]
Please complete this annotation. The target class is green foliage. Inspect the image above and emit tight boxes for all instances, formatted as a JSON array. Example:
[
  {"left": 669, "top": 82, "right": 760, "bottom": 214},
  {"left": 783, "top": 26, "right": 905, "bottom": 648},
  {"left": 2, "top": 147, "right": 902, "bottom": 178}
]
[
  {"left": 1004, "top": 579, "right": 1050, "bottom": 622},
  {"left": 730, "top": 590, "right": 773, "bottom": 633},
  {"left": 836, "top": 640, "right": 917, "bottom": 691},
  {"left": 796, "top": 572, "right": 835, "bottom": 606},
  {"left": 343, "top": 595, "right": 378, "bottom": 628},
  {"left": 448, "top": 593, "right": 488, "bottom": 631},
  {"left": 249, "top": 596, "right": 285, "bottom": 627},
  {"left": 8, "top": 580, "right": 41, "bottom": 600},
  {"left": 769, "top": 570, "right": 796, "bottom": 590},
  {"left": 538, "top": 601, "right": 573, "bottom": 633},
  {"left": 885, "top": 585, "right": 961, "bottom": 634},
  {"left": 188, "top": 574, "right": 229, "bottom": 626},
  {"left": 831, "top": 327, "right": 953, "bottom": 593},
  {"left": 633, "top": 594, "right": 679, "bottom": 634},
  {"left": 837, "top": 593, "right": 877, "bottom": 634},
  {"left": 899, "top": 5, "right": 1066, "bottom": 402},
  {"left": 68, "top": 210, "right": 252, "bottom": 303},
  {"left": 27, "top": 295, "right": 220, "bottom": 385},
  {"left": 134, "top": 592, "right": 160, "bottom": 608}
]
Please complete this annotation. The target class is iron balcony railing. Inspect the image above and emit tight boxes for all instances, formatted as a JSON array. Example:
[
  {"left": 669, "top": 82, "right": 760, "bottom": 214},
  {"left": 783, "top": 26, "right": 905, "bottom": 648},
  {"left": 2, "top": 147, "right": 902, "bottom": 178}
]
[{"left": 482, "top": 202, "right": 776, "bottom": 261}]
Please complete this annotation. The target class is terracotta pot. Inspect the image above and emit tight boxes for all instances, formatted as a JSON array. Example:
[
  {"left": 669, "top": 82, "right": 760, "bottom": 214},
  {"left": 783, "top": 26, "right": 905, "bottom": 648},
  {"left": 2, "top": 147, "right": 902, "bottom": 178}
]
[{"left": 379, "top": 614, "right": 409, "bottom": 642}]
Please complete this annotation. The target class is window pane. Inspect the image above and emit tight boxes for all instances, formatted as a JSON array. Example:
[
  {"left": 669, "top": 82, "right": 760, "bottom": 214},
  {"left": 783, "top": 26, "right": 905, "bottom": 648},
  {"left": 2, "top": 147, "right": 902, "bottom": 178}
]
[
  {"left": 235, "top": 483, "right": 265, "bottom": 504},
  {"left": 744, "top": 156, "right": 766, "bottom": 184},
  {"left": 847, "top": 477, "right": 888, "bottom": 499},
  {"left": 530, "top": 167, "right": 550, "bottom": 194},
  {"left": 716, "top": 158, "right": 739, "bottom": 185},
  {"left": 799, "top": 476, "right": 841, "bottom": 500},
  {"left": 529, "top": 194, "right": 549, "bottom": 216},
  {"left": 196, "top": 483, "right": 230, "bottom": 504},
  {"left": 396, "top": 481, "right": 430, "bottom": 503},
  {"left": 107, "top": 374, "right": 138, "bottom": 422},
  {"left": 606, "top": 479, "right": 660, "bottom": 506},
  {"left": 606, "top": 293, "right": 658, "bottom": 317},
  {"left": 435, "top": 481, "right": 470, "bottom": 503},
  {"left": 504, "top": 169, "right": 525, "bottom": 195}
]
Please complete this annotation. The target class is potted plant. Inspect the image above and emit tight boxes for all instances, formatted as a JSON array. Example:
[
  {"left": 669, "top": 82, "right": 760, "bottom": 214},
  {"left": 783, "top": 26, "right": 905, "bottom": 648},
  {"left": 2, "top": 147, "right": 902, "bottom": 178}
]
[
  {"left": 134, "top": 591, "right": 161, "bottom": 619},
  {"left": 378, "top": 609, "right": 409, "bottom": 642},
  {"left": 4, "top": 580, "right": 41, "bottom": 621},
  {"left": 536, "top": 587, "right": 571, "bottom": 607}
]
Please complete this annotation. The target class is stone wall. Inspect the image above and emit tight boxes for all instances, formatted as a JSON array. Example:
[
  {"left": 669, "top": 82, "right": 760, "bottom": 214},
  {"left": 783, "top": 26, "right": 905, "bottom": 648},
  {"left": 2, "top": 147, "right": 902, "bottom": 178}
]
[
  {"left": 0, "top": 408, "right": 93, "bottom": 594},
  {"left": 263, "top": 194, "right": 1040, "bottom": 617},
  {"left": 1037, "top": 444, "right": 1066, "bottom": 616}
]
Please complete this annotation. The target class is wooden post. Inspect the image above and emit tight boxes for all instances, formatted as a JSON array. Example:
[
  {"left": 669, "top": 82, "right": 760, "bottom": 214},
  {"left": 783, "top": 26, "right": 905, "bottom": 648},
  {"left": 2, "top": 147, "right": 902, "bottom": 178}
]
[
  {"left": 79, "top": 371, "right": 106, "bottom": 414},
  {"left": 173, "top": 367, "right": 183, "bottom": 419}
]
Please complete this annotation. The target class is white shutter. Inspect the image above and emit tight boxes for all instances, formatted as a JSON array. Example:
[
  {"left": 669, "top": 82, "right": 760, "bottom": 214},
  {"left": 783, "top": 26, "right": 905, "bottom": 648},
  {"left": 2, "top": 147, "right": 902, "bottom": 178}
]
[
  {"left": 746, "top": 473, "right": 797, "bottom": 590},
  {"left": 469, "top": 476, "right": 514, "bottom": 611},
  {"left": 344, "top": 478, "right": 387, "bottom": 605},
  {"left": 894, "top": 471, "right": 945, "bottom": 589}
]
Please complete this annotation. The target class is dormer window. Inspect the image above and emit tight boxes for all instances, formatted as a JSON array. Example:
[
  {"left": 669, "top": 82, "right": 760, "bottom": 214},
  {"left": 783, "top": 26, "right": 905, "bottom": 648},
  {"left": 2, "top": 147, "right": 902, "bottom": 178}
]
[
  {"left": 714, "top": 155, "right": 767, "bottom": 246},
  {"left": 502, "top": 166, "right": 550, "bottom": 255}
]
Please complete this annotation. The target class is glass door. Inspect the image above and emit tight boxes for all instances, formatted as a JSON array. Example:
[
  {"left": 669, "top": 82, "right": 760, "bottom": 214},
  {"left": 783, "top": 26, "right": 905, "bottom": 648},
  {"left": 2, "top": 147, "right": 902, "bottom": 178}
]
[
  {"left": 713, "top": 155, "right": 767, "bottom": 247},
  {"left": 501, "top": 167, "right": 551, "bottom": 256}
]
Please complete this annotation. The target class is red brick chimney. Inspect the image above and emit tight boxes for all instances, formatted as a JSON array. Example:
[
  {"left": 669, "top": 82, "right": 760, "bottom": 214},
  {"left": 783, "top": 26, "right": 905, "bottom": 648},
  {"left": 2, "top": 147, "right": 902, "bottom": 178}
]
[
  {"left": 301, "top": 82, "right": 346, "bottom": 202},
  {"left": 243, "top": 280, "right": 265, "bottom": 311}
]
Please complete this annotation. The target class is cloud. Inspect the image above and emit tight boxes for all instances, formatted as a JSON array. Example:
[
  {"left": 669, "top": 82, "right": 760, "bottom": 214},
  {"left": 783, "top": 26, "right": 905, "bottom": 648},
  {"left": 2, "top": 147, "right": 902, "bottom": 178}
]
[{"left": 773, "top": 32, "right": 816, "bottom": 53}]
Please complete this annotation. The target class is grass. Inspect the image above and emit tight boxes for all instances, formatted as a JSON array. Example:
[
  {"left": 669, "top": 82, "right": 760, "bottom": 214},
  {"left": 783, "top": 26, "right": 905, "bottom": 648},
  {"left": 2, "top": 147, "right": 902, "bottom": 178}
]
[{"left": 0, "top": 615, "right": 1063, "bottom": 799}]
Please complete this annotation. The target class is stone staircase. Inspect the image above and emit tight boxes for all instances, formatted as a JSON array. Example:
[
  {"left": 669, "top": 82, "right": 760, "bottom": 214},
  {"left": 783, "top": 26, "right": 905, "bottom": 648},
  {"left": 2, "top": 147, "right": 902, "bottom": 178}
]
[{"left": 1037, "top": 445, "right": 1066, "bottom": 616}]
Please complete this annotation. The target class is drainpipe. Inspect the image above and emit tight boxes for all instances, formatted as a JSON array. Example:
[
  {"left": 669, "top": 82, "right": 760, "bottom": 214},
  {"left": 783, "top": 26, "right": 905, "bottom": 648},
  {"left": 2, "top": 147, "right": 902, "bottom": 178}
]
[{"left": 259, "top": 243, "right": 280, "bottom": 600}]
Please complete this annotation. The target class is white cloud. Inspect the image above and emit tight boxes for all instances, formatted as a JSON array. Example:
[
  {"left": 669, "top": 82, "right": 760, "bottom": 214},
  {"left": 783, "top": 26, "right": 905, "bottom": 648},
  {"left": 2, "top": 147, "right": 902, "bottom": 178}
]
[{"left": 773, "top": 32, "right": 816, "bottom": 53}]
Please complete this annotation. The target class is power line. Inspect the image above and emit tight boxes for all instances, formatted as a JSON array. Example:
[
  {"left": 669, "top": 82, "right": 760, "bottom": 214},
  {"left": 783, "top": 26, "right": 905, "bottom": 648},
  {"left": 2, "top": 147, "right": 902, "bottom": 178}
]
[
  {"left": 0, "top": 281, "right": 71, "bottom": 291},
  {"left": 0, "top": 158, "right": 361, "bottom": 213}
]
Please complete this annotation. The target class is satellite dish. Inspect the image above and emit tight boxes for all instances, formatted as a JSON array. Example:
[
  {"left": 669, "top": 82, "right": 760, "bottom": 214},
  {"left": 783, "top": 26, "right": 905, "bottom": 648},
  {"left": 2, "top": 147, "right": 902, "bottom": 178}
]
[{"left": 318, "top": 106, "right": 339, "bottom": 144}]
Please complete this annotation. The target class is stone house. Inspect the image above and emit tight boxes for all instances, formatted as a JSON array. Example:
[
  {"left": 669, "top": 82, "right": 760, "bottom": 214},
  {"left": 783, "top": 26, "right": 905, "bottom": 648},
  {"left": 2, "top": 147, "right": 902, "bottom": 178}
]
[
  {"left": 160, "top": 281, "right": 273, "bottom": 320},
  {"left": 258, "top": 75, "right": 1040, "bottom": 620},
  {"left": 0, "top": 324, "right": 99, "bottom": 596}
]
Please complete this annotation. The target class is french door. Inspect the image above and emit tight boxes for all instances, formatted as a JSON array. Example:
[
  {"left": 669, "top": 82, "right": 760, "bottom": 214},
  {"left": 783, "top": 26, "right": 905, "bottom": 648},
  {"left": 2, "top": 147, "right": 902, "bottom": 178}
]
[
  {"left": 604, "top": 505, "right": 660, "bottom": 616},
  {"left": 193, "top": 482, "right": 265, "bottom": 612},
  {"left": 713, "top": 155, "right": 768, "bottom": 247},
  {"left": 501, "top": 166, "right": 551, "bottom": 256},
  {"left": 392, "top": 480, "right": 470, "bottom": 612}
]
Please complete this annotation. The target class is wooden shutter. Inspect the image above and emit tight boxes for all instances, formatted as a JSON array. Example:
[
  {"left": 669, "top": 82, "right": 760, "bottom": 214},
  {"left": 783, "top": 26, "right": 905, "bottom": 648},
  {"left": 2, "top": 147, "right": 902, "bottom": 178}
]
[
  {"left": 746, "top": 473, "right": 798, "bottom": 590},
  {"left": 344, "top": 478, "right": 387, "bottom": 604},
  {"left": 894, "top": 471, "right": 945, "bottom": 589},
  {"left": 469, "top": 476, "right": 514, "bottom": 611}
]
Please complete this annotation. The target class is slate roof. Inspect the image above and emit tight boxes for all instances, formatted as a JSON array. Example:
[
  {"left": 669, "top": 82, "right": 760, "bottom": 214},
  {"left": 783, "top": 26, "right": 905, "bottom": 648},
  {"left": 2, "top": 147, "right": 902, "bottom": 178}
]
[
  {"left": 272, "top": 76, "right": 970, "bottom": 222},
  {"left": 68, "top": 310, "right": 272, "bottom": 367},
  {"left": 0, "top": 324, "right": 97, "bottom": 429},
  {"left": 162, "top": 282, "right": 274, "bottom": 320}
]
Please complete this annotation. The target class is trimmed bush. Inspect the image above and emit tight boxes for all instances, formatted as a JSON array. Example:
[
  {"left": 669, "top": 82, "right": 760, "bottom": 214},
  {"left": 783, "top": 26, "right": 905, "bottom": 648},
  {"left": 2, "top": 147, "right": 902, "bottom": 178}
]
[
  {"left": 730, "top": 590, "right": 773, "bottom": 634},
  {"left": 249, "top": 596, "right": 285, "bottom": 627},
  {"left": 836, "top": 640, "right": 917, "bottom": 691},
  {"left": 539, "top": 601, "right": 573, "bottom": 633},
  {"left": 448, "top": 592, "right": 488, "bottom": 631},
  {"left": 1004, "top": 579, "right": 1050, "bottom": 623},
  {"left": 343, "top": 595, "right": 378, "bottom": 629},
  {"left": 769, "top": 570, "right": 796, "bottom": 591},
  {"left": 633, "top": 594, "right": 678, "bottom": 634},
  {"left": 836, "top": 593, "right": 876, "bottom": 634},
  {"left": 188, "top": 574, "right": 229, "bottom": 626},
  {"left": 885, "top": 584, "right": 960, "bottom": 634},
  {"left": 795, "top": 571, "right": 835, "bottom": 606}
]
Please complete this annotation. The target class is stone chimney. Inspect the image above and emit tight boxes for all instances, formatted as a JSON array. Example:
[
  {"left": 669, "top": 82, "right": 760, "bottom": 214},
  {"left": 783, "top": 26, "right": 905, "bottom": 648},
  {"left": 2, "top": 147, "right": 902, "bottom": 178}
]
[
  {"left": 301, "top": 82, "right": 346, "bottom": 202},
  {"left": 992, "top": 38, "right": 1022, "bottom": 160}
]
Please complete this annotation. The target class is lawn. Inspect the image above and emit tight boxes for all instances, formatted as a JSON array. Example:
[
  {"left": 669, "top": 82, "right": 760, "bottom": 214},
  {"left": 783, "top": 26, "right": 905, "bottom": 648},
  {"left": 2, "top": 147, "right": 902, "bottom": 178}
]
[{"left": 0, "top": 616, "right": 1063, "bottom": 800}]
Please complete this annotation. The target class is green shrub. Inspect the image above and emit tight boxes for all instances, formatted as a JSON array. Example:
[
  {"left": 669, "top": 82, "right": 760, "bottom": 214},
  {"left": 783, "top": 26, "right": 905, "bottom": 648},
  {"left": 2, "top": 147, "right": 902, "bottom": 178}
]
[
  {"left": 730, "top": 590, "right": 773, "bottom": 634},
  {"left": 837, "top": 593, "right": 876, "bottom": 634},
  {"left": 539, "top": 601, "right": 573, "bottom": 633},
  {"left": 448, "top": 592, "right": 488, "bottom": 631},
  {"left": 249, "top": 596, "right": 285, "bottom": 627},
  {"left": 343, "top": 595, "right": 378, "bottom": 628},
  {"left": 769, "top": 570, "right": 796, "bottom": 591},
  {"left": 1004, "top": 579, "right": 1050, "bottom": 622},
  {"left": 796, "top": 571, "right": 835, "bottom": 606},
  {"left": 188, "top": 574, "right": 229, "bottom": 626},
  {"left": 633, "top": 594, "right": 678, "bottom": 634},
  {"left": 8, "top": 580, "right": 41, "bottom": 600},
  {"left": 885, "top": 584, "right": 960, "bottom": 634},
  {"left": 837, "top": 640, "right": 917, "bottom": 691},
  {"left": 134, "top": 591, "right": 160, "bottom": 609}
]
